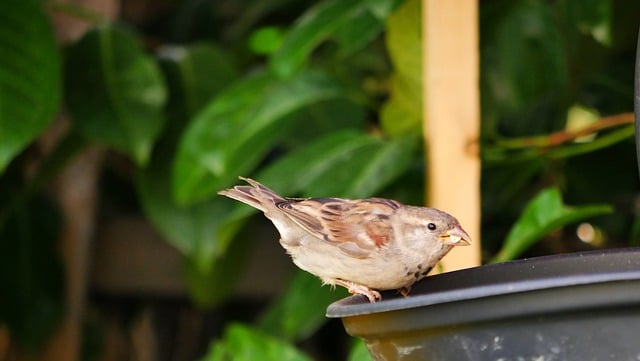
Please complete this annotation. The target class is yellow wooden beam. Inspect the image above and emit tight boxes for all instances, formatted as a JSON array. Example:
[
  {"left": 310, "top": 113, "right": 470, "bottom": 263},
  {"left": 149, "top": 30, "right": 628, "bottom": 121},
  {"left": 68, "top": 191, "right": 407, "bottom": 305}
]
[{"left": 423, "top": 0, "right": 481, "bottom": 270}]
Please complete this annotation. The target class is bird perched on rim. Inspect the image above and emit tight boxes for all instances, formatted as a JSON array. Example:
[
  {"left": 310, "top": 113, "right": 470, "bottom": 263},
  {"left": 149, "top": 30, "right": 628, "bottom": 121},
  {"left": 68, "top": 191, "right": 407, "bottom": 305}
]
[{"left": 218, "top": 177, "right": 471, "bottom": 302}]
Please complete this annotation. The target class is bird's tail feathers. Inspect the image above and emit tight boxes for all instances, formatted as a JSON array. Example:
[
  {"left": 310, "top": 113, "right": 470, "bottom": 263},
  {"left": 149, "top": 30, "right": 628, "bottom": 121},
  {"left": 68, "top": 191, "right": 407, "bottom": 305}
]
[{"left": 218, "top": 177, "right": 285, "bottom": 212}]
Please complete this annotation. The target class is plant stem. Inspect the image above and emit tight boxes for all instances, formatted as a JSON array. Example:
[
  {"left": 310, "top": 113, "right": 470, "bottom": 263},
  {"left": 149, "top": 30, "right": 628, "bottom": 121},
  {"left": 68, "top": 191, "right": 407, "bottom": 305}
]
[
  {"left": 483, "top": 112, "right": 635, "bottom": 165},
  {"left": 495, "top": 112, "right": 633, "bottom": 149}
]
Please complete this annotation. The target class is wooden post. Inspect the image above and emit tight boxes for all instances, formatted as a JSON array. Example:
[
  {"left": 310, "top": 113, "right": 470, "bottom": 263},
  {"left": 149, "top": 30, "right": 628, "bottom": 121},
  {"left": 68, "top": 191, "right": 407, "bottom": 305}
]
[{"left": 423, "top": 0, "right": 481, "bottom": 270}]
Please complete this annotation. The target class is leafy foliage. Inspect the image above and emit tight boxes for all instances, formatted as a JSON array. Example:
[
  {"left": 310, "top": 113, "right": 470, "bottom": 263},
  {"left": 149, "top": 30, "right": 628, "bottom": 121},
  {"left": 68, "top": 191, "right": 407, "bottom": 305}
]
[
  {"left": 0, "top": 194, "right": 64, "bottom": 351},
  {"left": 492, "top": 187, "right": 613, "bottom": 263},
  {"left": 258, "top": 271, "right": 349, "bottom": 341},
  {"left": 348, "top": 340, "right": 373, "bottom": 361},
  {"left": 65, "top": 25, "right": 167, "bottom": 166},
  {"left": 172, "top": 70, "right": 347, "bottom": 204},
  {"left": 270, "top": 0, "right": 402, "bottom": 78},
  {"left": 0, "top": 0, "right": 60, "bottom": 172},
  {"left": 0, "top": 0, "right": 637, "bottom": 359},
  {"left": 380, "top": 0, "right": 422, "bottom": 137},
  {"left": 201, "top": 323, "right": 313, "bottom": 361}
]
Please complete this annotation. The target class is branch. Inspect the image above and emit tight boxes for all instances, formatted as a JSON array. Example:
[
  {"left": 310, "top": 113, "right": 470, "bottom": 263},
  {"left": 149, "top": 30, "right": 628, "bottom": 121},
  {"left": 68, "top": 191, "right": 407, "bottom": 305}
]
[{"left": 496, "top": 112, "right": 634, "bottom": 150}]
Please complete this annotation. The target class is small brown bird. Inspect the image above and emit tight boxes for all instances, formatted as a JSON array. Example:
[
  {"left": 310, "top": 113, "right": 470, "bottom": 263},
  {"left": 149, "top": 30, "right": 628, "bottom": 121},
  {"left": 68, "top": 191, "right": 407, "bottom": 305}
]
[{"left": 218, "top": 177, "right": 471, "bottom": 302}]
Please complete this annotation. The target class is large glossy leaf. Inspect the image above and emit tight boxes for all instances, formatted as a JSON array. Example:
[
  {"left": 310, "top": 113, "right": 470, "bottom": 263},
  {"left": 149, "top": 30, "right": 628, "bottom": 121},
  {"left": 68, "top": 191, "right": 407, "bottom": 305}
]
[
  {"left": 138, "top": 149, "right": 248, "bottom": 307},
  {"left": 256, "top": 130, "right": 381, "bottom": 195},
  {"left": 219, "top": 131, "right": 380, "bottom": 222},
  {"left": 302, "top": 135, "right": 416, "bottom": 198},
  {"left": 65, "top": 24, "right": 167, "bottom": 166},
  {"left": 491, "top": 187, "right": 612, "bottom": 263},
  {"left": 281, "top": 98, "right": 367, "bottom": 149},
  {"left": 172, "top": 70, "right": 345, "bottom": 205},
  {"left": 221, "top": 131, "right": 415, "bottom": 223},
  {"left": 270, "top": 0, "right": 401, "bottom": 78},
  {"left": 143, "top": 44, "right": 239, "bottom": 255},
  {"left": 183, "top": 224, "right": 252, "bottom": 307},
  {"left": 335, "top": 135, "right": 417, "bottom": 198},
  {"left": 138, "top": 167, "right": 248, "bottom": 308},
  {"left": 139, "top": 46, "right": 244, "bottom": 306},
  {"left": 202, "top": 323, "right": 312, "bottom": 361},
  {"left": 138, "top": 164, "right": 237, "bottom": 257},
  {"left": 332, "top": 0, "right": 403, "bottom": 57},
  {"left": 159, "top": 43, "right": 237, "bottom": 123},
  {"left": 0, "top": 195, "right": 64, "bottom": 351},
  {"left": 380, "top": 0, "right": 422, "bottom": 137},
  {"left": 0, "top": 0, "right": 60, "bottom": 173},
  {"left": 254, "top": 130, "right": 416, "bottom": 198},
  {"left": 258, "top": 271, "right": 348, "bottom": 341}
]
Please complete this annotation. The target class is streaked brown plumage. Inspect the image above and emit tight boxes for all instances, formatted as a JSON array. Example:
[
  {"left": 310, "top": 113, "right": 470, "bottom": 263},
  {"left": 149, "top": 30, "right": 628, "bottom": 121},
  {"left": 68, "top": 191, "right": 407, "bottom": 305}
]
[{"left": 218, "top": 177, "right": 471, "bottom": 302}]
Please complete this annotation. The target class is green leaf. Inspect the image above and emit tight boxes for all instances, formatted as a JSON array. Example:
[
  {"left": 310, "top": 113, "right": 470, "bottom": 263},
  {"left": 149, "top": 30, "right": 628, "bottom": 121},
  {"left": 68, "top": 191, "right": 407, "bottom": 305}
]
[
  {"left": 380, "top": 93, "right": 419, "bottom": 138},
  {"left": 256, "top": 130, "right": 381, "bottom": 195},
  {"left": 348, "top": 340, "right": 373, "bottom": 361},
  {"left": 65, "top": 24, "right": 167, "bottom": 166},
  {"left": 381, "top": 0, "right": 422, "bottom": 137},
  {"left": 482, "top": 0, "right": 569, "bottom": 135},
  {"left": 281, "top": 98, "right": 367, "bottom": 148},
  {"left": 138, "top": 165, "right": 235, "bottom": 257},
  {"left": 270, "top": 0, "right": 400, "bottom": 78},
  {"left": 219, "top": 131, "right": 379, "bottom": 221},
  {"left": 202, "top": 323, "right": 313, "bottom": 361},
  {"left": 333, "top": 0, "right": 403, "bottom": 57},
  {"left": 0, "top": 195, "right": 64, "bottom": 351},
  {"left": 172, "top": 70, "right": 345, "bottom": 205},
  {"left": 302, "top": 136, "right": 416, "bottom": 198},
  {"left": 491, "top": 187, "right": 613, "bottom": 263},
  {"left": 258, "top": 271, "right": 348, "bottom": 341},
  {"left": 558, "top": 0, "right": 612, "bottom": 45},
  {"left": 159, "top": 43, "right": 237, "bottom": 123},
  {"left": 249, "top": 27, "right": 286, "bottom": 55},
  {"left": 337, "top": 135, "right": 418, "bottom": 198},
  {"left": 0, "top": 0, "right": 60, "bottom": 173},
  {"left": 254, "top": 130, "right": 416, "bottom": 199},
  {"left": 270, "top": 0, "right": 355, "bottom": 78},
  {"left": 137, "top": 152, "right": 248, "bottom": 307},
  {"left": 183, "top": 225, "right": 252, "bottom": 307}
]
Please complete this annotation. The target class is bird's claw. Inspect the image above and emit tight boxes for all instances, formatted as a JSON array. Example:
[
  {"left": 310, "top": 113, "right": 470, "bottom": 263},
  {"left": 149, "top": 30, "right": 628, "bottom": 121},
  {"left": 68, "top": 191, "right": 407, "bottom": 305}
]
[
  {"left": 335, "top": 279, "right": 381, "bottom": 303},
  {"left": 398, "top": 286, "right": 411, "bottom": 298}
]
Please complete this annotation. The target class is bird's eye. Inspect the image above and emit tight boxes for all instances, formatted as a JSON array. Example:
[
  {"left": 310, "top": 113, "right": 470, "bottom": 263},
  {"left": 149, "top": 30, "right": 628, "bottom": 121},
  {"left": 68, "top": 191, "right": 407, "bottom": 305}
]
[{"left": 427, "top": 223, "right": 437, "bottom": 230}]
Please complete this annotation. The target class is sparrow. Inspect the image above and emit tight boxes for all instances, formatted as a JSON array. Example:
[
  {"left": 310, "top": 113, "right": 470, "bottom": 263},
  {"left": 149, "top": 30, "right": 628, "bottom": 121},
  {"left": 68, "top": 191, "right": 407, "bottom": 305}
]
[{"left": 218, "top": 177, "right": 471, "bottom": 302}]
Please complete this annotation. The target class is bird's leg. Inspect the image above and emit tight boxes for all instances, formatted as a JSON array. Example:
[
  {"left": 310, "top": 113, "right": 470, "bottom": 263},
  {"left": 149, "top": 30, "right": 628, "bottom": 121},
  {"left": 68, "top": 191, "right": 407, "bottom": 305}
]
[
  {"left": 334, "top": 279, "right": 381, "bottom": 303},
  {"left": 398, "top": 286, "right": 411, "bottom": 297}
]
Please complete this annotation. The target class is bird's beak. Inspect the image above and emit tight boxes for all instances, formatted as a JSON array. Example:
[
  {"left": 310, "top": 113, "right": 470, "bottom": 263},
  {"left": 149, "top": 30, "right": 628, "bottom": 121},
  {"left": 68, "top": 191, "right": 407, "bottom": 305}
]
[{"left": 440, "top": 226, "right": 472, "bottom": 246}]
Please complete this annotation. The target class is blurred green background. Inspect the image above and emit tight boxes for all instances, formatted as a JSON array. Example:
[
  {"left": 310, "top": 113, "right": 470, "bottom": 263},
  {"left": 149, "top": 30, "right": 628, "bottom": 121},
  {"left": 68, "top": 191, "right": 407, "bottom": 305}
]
[{"left": 0, "top": 0, "right": 637, "bottom": 360}]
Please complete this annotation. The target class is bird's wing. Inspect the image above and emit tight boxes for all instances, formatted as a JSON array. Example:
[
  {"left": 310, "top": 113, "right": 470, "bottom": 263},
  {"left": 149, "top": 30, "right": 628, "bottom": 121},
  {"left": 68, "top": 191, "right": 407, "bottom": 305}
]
[{"left": 276, "top": 197, "right": 400, "bottom": 258}]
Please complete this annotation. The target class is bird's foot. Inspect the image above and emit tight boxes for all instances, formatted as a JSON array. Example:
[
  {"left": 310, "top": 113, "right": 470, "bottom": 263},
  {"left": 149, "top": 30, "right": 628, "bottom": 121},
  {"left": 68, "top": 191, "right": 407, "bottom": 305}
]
[
  {"left": 335, "top": 279, "right": 381, "bottom": 303},
  {"left": 398, "top": 286, "right": 411, "bottom": 298}
]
